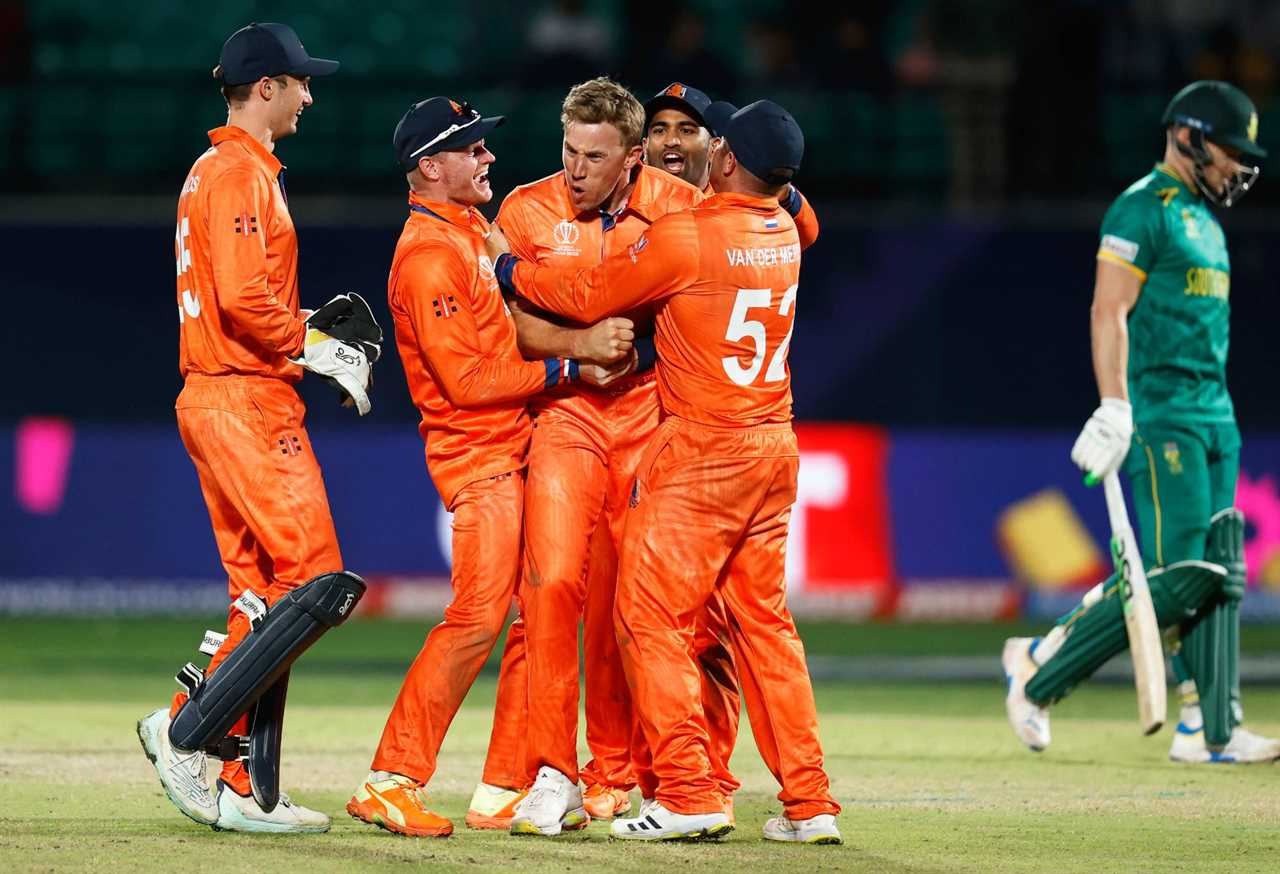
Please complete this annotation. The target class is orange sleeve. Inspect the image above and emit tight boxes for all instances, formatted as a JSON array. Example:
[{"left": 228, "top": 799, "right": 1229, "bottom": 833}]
[
  {"left": 496, "top": 192, "right": 540, "bottom": 262},
  {"left": 784, "top": 185, "right": 820, "bottom": 250},
  {"left": 400, "top": 245, "right": 551, "bottom": 409},
  {"left": 205, "top": 165, "right": 306, "bottom": 356},
  {"left": 507, "top": 211, "right": 701, "bottom": 323}
]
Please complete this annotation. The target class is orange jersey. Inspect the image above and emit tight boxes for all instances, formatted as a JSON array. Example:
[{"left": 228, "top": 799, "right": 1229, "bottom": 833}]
[
  {"left": 509, "top": 192, "right": 801, "bottom": 427},
  {"left": 176, "top": 126, "right": 307, "bottom": 381},
  {"left": 389, "top": 192, "right": 559, "bottom": 507},
  {"left": 497, "top": 165, "right": 702, "bottom": 406},
  {"left": 701, "top": 182, "right": 819, "bottom": 248}
]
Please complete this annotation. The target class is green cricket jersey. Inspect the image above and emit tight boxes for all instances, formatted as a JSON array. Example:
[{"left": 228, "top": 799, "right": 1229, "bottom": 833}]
[{"left": 1096, "top": 163, "right": 1233, "bottom": 425}]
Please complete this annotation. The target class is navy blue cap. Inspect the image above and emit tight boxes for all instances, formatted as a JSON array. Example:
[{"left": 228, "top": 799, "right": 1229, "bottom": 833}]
[
  {"left": 217, "top": 22, "right": 338, "bottom": 86},
  {"left": 704, "top": 101, "right": 738, "bottom": 138},
  {"left": 723, "top": 100, "right": 804, "bottom": 186},
  {"left": 644, "top": 83, "right": 713, "bottom": 129},
  {"left": 394, "top": 97, "right": 505, "bottom": 170}
]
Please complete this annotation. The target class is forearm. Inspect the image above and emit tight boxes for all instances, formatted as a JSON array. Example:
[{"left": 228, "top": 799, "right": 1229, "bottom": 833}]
[
  {"left": 499, "top": 257, "right": 612, "bottom": 324},
  {"left": 220, "top": 282, "right": 307, "bottom": 357},
  {"left": 439, "top": 356, "right": 569, "bottom": 409},
  {"left": 1090, "top": 302, "right": 1129, "bottom": 401},
  {"left": 510, "top": 303, "right": 588, "bottom": 359}
]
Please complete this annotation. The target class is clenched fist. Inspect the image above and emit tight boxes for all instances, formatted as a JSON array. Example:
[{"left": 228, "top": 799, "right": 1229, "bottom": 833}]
[{"left": 574, "top": 317, "right": 635, "bottom": 364}]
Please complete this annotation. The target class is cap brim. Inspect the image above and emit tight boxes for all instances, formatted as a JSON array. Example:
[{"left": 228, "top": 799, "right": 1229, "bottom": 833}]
[
  {"left": 292, "top": 57, "right": 340, "bottom": 78},
  {"left": 644, "top": 96, "right": 707, "bottom": 129},
  {"left": 400, "top": 117, "right": 506, "bottom": 168},
  {"left": 431, "top": 116, "right": 505, "bottom": 153}
]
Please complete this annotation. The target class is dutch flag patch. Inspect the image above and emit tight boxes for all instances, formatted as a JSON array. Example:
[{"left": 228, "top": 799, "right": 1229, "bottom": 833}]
[{"left": 764, "top": 217, "right": 779, "bottom": 229}]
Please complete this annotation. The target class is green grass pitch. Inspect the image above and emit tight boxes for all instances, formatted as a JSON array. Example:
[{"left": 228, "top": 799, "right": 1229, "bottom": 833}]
[{"left": 1, "top": 618, "right": 1277, "bottom": 872}]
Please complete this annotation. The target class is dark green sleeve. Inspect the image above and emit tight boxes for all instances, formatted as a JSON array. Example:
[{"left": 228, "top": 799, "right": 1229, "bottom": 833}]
[{"left": 1097, "top": 191, "right": 1165, "bottom": 278}]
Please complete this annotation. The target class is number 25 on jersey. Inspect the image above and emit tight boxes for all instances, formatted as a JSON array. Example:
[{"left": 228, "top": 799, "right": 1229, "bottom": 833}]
[{"left": 721, "top": 284, "right": 797, "bottom": 386}]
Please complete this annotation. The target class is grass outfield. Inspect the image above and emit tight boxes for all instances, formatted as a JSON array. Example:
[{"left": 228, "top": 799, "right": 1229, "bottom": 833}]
[{"left": 1, "top": 618, "right": 1278, "bottom": 872}]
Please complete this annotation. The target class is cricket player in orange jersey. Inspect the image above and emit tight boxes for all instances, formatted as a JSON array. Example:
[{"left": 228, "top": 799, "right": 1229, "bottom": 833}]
[
  {"left": 636, "top": 82, "right": 824, "bottom": 822},
  {"left": 136, "top": 23, "right": 368, "bottom": 835},
  {"left": 490, "top": 100, "right": 842, "bottom": 844},
  {"left": 345, "top": 97, "right": 630, "bottom": 839}
]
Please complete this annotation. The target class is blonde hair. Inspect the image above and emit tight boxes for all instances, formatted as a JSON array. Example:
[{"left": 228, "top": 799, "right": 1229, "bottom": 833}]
[{"left": 560, "top": 77, "right": 645, "bottom": 148}]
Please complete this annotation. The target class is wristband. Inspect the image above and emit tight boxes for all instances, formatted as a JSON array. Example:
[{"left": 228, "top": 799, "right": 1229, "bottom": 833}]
[
  {"left": 494, "top": 252, "right": 518, "bottom": 294},
  {"left": 543, "top": 357, "right": 579, "bottom": 389}
]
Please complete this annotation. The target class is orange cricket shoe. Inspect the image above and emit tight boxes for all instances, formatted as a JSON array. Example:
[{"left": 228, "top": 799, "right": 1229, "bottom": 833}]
[
  {"left": 582, "top": 784, "right": 632, "bottom": 820},
  {"left": 464, "top": 782, "right": 529, "bottom": 830},
  {"left": 347, "top": 774, "right": 454, "bottom": 837}
]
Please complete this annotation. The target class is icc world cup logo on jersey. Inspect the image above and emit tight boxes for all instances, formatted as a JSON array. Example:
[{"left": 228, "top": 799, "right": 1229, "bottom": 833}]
[
  {"left": 553, "top": 220, "right": 579, "bottom": 246},
  {"left": 551, "top": 219, "right": 581, "bottom": 256}
]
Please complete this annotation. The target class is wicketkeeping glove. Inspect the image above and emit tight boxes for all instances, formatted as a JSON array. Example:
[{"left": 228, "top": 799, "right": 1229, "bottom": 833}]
[
  {"left": 290, "top": 328, "right": 373, "bottom": 415},
  {"left": 305, "top": 293, "right": 383, "bottom": 363},
  {"left": 1070, "top": 398, "right": 1133, "bottom": 481}
]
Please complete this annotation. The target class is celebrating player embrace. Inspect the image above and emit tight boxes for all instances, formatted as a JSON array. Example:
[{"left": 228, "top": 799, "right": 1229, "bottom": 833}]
[{"left": 490, "top": 99, "right": 842, "bottom": 845}]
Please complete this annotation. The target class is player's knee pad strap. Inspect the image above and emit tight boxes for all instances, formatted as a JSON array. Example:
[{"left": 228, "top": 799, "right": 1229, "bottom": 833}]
[
  {"left": 168, "top": 571, "right": 365, "bottom": 753},
  {"left": 1148, "top": 560, "right": 1229, "bottom": 623}
]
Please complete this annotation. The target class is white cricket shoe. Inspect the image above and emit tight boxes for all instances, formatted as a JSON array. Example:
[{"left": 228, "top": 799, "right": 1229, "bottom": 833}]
[
  {"left": 136, "top": 707, "right": 219, "bottom": 825},
  {"left": 509, "top": 766, "right": 589, "bottom": 837},
  {"left": 609, "top": 801, "right": 732, "bottom": 841},
  {"left": 213, "top": 781, "right": 330, "bottom": 833},
  {"left": 763, "top": 813, "right": 842, "bottom": 845},
  {"left": 1169, "top": 720, "right": 1280, "bottom": 764},
  {"left": 1003, "top": 637, "right": 1051, "bottom": 752}
]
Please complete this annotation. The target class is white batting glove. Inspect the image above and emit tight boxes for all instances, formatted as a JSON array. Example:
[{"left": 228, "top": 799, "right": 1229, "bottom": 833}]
[
  {"left": 1070, "top": 398, "right": 1133, "bottom": 481},
  {"left": 290, "top": 328, "right": 372, "bottom": 415}
]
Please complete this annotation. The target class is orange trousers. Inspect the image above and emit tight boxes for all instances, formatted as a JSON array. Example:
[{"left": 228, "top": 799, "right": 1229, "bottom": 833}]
[
  {"left": 616, "top": 418, "right": 839, "bottom": 820},
  {"left": 371, "top": 471, "right": 525, "bottom": 785},
  {"left": 172, "top": 375, "right": 343, "bottom": 795},
  {"left": 518, "top": 380, "right": 657, "bottom": 785},
  {"left": 627, "top": 590, "right": 741, "bottom": 801},
  {"left": 516, "top": 375, "right": 742, "bottom": 793},
  {"left": 481, "top": 611, "right": 529, "bottom": 790}
]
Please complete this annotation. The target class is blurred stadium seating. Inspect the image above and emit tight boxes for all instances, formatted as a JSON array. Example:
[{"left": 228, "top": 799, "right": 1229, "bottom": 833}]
[{"left": 6, "top": 1, "right": 1277, "bottom": 200}]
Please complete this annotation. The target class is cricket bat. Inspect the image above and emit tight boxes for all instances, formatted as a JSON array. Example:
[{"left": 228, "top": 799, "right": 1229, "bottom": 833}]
[{"left": 1101, "top": 470, "right": 1166, "bottom": 734}]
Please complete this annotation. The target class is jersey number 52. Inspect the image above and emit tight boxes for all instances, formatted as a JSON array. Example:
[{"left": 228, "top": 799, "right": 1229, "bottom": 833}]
[{"left": 721, "top": 284, "right": 797, "bottom": 386}]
